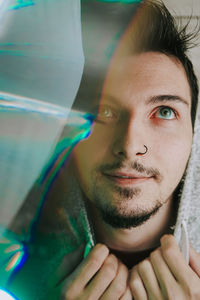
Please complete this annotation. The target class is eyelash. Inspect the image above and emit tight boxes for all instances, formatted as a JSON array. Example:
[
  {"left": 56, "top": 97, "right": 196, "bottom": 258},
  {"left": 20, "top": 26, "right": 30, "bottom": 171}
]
[
  {"left": 151, "top": 105, "right": 178, "bottom": 120},
  {"left": 93, "top": 105, "right": 178, "bottom": 124},
  {"left": 96, "top": 105, "right": 117, "bottom": 122}
]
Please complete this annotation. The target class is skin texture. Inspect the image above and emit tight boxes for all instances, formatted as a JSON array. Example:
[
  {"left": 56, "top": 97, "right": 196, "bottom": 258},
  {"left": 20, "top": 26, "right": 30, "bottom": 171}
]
[
  {"left": 64, "top": 244, "right": 131, "bottom": 300},
  {"left": 73, "top": 52, "right": 192, "bottom": 251},
  {"left": 129, "top": 235, "right": 200, "bottom": 300},
  {"left": 63, "top": 238, "right": 200, "bottom": 299},
  {"left": 62, "top": 52, "right": 200, "bottom": 299}
]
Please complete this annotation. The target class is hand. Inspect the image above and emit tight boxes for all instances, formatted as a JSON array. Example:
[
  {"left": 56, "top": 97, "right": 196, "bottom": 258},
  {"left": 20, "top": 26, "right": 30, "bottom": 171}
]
[
  {"left": 129, "top": 235, "right": 200, "bottom": 300},
  {"left": 63, "top": 243, "right": 131, "bottom": 300}
]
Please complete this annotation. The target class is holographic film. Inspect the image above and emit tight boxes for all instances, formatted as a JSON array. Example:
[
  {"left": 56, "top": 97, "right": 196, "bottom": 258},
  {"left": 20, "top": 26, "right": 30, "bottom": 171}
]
[
  {"left": 0, "top": 226, "right": 26, "bottom": 300},
  {"left": 0, "top": 0, "right": 85, "bottom": 297},
  {"left": 0, "top": 289, "right": 18, "bottom": 300},
  {"left": 0, "top": 0, "right": 146, "bottom": 298}
]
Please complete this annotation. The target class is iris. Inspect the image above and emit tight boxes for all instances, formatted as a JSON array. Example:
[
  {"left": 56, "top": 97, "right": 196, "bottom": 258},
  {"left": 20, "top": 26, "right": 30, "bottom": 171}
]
[{"left": 158, "top": 107, "right": 175, "bottom": 119}]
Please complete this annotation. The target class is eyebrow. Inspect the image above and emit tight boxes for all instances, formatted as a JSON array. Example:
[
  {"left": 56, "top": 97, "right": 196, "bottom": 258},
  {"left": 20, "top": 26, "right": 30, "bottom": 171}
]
[{"left": 146, "top": 95, "right": 189, "bottom": 106}]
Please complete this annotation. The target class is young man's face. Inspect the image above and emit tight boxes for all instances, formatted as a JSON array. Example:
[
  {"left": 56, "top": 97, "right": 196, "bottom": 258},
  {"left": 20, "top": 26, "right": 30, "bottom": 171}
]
[{"left": 73, "top": 52, "right": 193, "bottom": 229}]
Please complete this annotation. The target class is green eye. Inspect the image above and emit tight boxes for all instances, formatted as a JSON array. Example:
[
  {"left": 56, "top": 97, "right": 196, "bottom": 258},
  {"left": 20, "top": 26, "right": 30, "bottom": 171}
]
[
  {"left": 100, "top": 107, "right": 113, "bottom": 117},
  {"left": 157, "top": 107, "right": 175, "bottom": 119},
  {"left": 97, "top": 105, "right": 116, "bottom": 121}
]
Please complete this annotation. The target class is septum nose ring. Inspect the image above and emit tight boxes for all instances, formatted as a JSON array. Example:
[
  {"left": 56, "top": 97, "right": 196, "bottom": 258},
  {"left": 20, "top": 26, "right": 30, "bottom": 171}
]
[{"left": 137, "top": 145, "right": 148, "bottom": 156}]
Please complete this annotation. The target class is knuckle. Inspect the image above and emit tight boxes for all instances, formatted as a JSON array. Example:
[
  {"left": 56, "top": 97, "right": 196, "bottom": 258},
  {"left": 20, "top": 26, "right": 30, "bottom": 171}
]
[
  {"left": 106, "top": 254, "right": 118, "bottom": 267},
  {"left": 94, "top": 243, "right": 109, "bottom": 254},
  {"left": 138, "top": 259, "right": 151, "bottom": 273},
  {"left": 104, "top": 265, "right": 116, "bottom": 281},
  {"left": 164, "top": 286, "right": 180, "bottom": 299},
  {"left": 115, "top": 281, "right": 126, "bottom": 295},
  {"left": 129, "top": 277, "right": 140, "bottom": 292},
  {"left": 122, "top": 287, "right": 132, "bottom": 299},
  {"left": 104, "top": 254, "right": 118, "bottom": 279},
  {"left": 162, "top": 243, "right": 175, "bottom": 260},
  {"left": 185, "top": 282, "right": 200, "bottom": 299},
  {"left": 111, "top": 262, "right": 128, "bottom": 296},
  {"left": 161, "top": 236, "right": 178, "bottom": 260},
  {"left": 65, "top": 288, "right": 75, "bottom": 300},
  {"left": 87, "top": 244, "right": 109, "bottom": 269},
  {"left": 89, "top": 252, "right": 104, "bottom": 270},
  {"left": 118, "top": 261, "right": 128, "bottom": 274},
  {"left": 87, "top": 295, "right": 95, "bottom": 300},
  {"left": 150, "top": 249, "right": 160, "bottom": 261},
  {"left": 161, "top": 234, "right": 174, "bottom": 244},
  {"left": 129, "top": 268, "right": 140, "bottom": 291}
]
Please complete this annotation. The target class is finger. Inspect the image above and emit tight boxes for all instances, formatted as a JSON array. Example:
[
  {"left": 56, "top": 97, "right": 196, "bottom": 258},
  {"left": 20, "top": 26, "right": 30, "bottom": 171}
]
[
  {"left": 137, "top": 258, "right": 163, "bottom": 299},
  {"left": 189, "top": 244, "right": 200, "bottom": 277},
  {"left": 160, "top": 235, "right": 199, "bottom": 285},
  {"left": 84, "top": 254, "right": 118, "bottom": 299},
  {"left": 66, "top": 243, "right": 109, "bottom": 298},
  {"left": 161, "top": 234, "right": 200, "bottom": 298},
  {"left": 129, "top": 266, "right": 148, "bottom": 300},
  {"left": 120, "top": 287, "right": 132, "bottom": 300},
  {"left": 101, "top": 261, "right": 128, "bottom": 300},
  {"left": 150, "top": 248, "right": 180, "bottom": 298}
]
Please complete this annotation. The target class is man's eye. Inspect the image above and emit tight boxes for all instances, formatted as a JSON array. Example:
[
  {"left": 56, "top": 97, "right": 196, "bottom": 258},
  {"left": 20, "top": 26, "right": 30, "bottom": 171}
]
[
  {"left": 155, "top": 106, "right": 176, "bottom": 120},
  {"left": 97, "top": 106, "right": 116, "bottom": 121}
]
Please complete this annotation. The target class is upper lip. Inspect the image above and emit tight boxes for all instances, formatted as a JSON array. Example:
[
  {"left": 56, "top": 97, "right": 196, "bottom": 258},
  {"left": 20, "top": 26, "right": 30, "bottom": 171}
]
[{"left": 104, "top": 171, "right": 152, "bottom": 179}]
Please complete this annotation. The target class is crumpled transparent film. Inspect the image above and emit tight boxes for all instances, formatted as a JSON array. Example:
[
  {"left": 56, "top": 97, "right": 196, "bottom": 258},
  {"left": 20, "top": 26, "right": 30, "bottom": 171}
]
[
  {"left": 0, "top": 0, "right": 86, "bottom": 288},
  {"left": 0, "top": 0, "right": 84, "bottom": 227},
  {"left": 0, "top": 0, "right": 143, "bottom": 296}
]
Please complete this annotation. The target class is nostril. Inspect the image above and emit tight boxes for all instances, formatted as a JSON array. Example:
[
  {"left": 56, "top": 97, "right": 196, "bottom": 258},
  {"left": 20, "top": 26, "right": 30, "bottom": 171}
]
[{"left": 118, "top": 151, "right": 124, "bottom": 155}]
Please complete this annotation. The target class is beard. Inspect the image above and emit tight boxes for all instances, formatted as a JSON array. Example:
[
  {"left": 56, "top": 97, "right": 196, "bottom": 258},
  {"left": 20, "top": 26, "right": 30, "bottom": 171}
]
[
  {"left": 86, "top": 160, "right": 164, "bottom": 229},
  {"left": 93, "top": 185, "right": 163, "bottom": 229},
  {"left": 76, "top": 158, "right": 165, "bottom": 230},
  {"left": 97, "top": 199, "right": 162, "bottom": 229}
]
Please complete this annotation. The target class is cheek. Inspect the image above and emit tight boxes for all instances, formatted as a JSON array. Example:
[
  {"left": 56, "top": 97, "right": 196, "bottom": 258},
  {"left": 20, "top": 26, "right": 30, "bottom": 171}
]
[
  {"left": 154, "top": 130, "right": 192, "bottom": 182},
  {"left": 73, "top": 125, "right": 111, "bottom": 171}
]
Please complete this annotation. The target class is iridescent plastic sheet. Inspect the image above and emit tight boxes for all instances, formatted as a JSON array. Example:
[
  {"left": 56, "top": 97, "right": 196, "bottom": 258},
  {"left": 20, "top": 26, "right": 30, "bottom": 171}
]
[
  {"left": 0, "top": 0, "right": 85, "bottom": 293},
  {"left": 0, "top": 0, "right": 86, "bottom": 223},
  {"left": 0, "top": 0, "right": 142, "bottom": 298}
]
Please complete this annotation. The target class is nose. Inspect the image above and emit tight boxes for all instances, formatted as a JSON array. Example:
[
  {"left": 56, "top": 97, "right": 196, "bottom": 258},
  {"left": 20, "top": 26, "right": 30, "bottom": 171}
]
[{"left": 112, "top": 118, "right": 149, "bottom": 159}]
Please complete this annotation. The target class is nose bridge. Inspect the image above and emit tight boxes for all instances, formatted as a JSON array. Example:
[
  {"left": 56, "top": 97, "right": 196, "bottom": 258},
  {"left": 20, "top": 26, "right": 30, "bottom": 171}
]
[{"left": 112, "top": 115, "right": 147, "bottom": 158}]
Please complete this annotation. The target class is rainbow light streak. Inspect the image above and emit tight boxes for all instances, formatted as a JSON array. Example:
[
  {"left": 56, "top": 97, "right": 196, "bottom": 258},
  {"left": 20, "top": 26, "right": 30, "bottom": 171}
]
[
  {"left": 40, "top": 114, "right": 92, "bottom": 186},
  {"left": 5, "top": 249, "right": 25, "bottom": 273},
  {"left": 0, "top": 92, "right": 93, "bottom": 247},
  {"left": 39, "top": 110, "right": 93, "bottom": 185},
  {"left": 0, "top": 227, "right": 27, "bottom": 286},
  {"left": 7, "top": 0, "right": 34, "bottom": 10},
  {"left": 27, "top": 110, "right": 93, "bottom": 240},
  {"left": 0, "top": 92, "right": 68, "bottom": 119},
  {"left": 97, "top": 0, "right": 141, "bottom": 3},
  {"left": 0, "top": 289, "right": 18, "bottom": 300}
]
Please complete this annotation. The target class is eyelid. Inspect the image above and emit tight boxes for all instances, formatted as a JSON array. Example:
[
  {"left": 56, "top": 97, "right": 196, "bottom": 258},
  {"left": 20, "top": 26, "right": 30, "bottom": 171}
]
[
  {"left": 150, "top": 105, "right": 178, "bottom": 119},
  {"left": 96, "top": 105, "right": 118, "bottom": 121}
]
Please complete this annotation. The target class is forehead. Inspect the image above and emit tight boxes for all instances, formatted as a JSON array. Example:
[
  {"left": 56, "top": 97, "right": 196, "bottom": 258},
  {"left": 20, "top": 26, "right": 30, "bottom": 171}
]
[{"left": 101, "top": 52, "right": 191, "bottom": 108}]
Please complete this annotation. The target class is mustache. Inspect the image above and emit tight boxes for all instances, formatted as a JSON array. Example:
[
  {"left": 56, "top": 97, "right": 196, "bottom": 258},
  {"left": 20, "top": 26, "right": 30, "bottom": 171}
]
[{"left": 99, "top": 160, "right": 162, "bottom": 179}]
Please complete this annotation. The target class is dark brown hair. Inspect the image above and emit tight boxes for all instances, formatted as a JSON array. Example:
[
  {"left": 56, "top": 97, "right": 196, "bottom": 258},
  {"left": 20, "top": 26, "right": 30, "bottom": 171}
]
[{"left": 132, "top": 0, "right": 199, "bottom": 127}]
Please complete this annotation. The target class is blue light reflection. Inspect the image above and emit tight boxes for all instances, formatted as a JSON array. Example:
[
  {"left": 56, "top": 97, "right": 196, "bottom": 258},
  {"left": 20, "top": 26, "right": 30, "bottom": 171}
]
[{"left": 0, "top": 289, "right": 18, "bottom": 300}]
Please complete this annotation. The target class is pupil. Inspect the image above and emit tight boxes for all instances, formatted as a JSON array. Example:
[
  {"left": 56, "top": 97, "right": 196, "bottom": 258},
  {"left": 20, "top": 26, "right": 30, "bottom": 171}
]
[{"left": 162, "top": 108, "right": 171, "bottom": 117}]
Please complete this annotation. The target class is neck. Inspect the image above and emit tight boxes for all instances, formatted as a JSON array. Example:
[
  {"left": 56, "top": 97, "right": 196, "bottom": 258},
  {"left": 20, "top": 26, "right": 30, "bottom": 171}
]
[{"left": 88, "top": 196, "right": 176, "bottom": 253}]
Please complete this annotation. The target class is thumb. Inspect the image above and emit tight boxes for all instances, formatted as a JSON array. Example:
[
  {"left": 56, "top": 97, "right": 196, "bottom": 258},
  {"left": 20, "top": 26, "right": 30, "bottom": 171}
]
[{"left": 189, "top": 244, "right": 200, "bottom": 277}]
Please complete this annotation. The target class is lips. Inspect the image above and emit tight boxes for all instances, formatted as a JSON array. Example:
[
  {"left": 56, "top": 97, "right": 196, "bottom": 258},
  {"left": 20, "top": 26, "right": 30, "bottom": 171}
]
[{"left": 103, "top": 171, "right": 153, "bottom": 186}]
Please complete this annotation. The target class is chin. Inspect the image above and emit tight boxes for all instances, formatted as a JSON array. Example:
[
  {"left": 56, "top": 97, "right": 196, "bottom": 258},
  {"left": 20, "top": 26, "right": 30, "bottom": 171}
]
[{"left": 97, "top": 201, "right": 162, "bottom": 229}]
